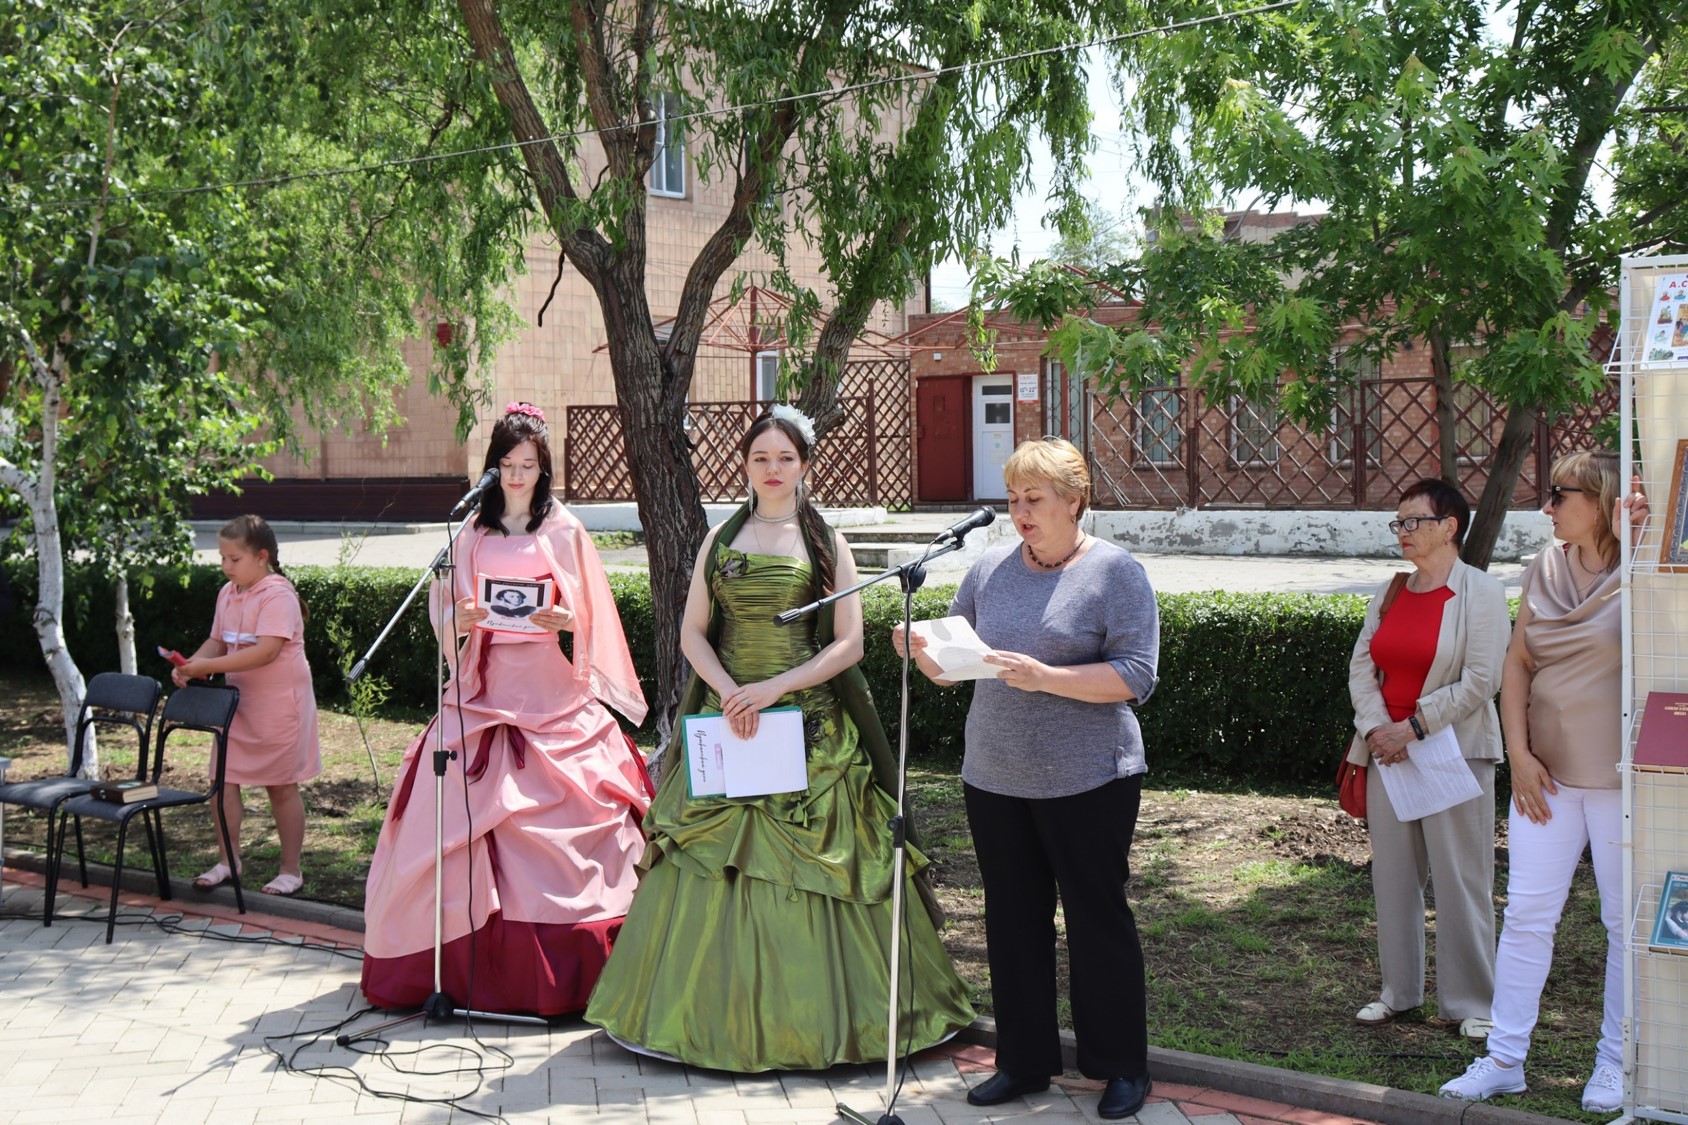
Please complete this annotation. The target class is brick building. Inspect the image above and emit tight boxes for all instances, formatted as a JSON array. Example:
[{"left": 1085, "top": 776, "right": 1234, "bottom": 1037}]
[
  {"left": 902, "top": 213, "right": 1613, "bottom": 510},
  {"left": 199, "top": 86, "right": 925, "bottom": 522}
]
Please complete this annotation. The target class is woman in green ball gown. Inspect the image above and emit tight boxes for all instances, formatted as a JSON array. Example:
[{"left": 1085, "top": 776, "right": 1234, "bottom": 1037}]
[{"left": 585, "top": 408, "right": 974, "bottom": 1071}]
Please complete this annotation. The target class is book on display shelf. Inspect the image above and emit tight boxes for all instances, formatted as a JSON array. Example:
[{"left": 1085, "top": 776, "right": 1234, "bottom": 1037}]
[
  {"left": 1634, "top": 692, "right": 1688, "bottom": 773},
  {"left": 1650, "top": 872, "right": 1688, "bottom": 955}
]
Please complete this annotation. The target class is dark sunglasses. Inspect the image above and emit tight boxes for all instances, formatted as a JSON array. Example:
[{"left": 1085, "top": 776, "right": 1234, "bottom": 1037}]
[{"left": 1548, "top": 485, "right": 1587, "bottom": 506}]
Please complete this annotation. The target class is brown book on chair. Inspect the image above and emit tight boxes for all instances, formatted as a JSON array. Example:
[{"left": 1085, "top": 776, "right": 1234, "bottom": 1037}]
[
  {"left": 91, "top": 780, "right": 158, "bottom": 803},
  {"left": 1635, "top": 692, "right": 1688, "bottom": 773}
]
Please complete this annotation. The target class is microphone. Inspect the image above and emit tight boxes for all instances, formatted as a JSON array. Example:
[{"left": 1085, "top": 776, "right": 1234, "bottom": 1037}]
[
  {"left": 448, "top": 467, "right": 500, "bottom": 519},
  {"left": 931, "top": 506, "right": 996, "bottom": 545}
]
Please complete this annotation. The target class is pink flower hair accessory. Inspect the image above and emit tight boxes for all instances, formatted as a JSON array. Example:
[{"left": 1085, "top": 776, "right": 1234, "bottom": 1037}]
[{"left": 504, "top": 402, "right": 547, "bottom": 423}]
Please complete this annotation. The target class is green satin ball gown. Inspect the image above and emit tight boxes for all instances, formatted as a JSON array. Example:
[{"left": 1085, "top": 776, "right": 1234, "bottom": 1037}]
[{"left": 585, "top": 547, "right": 975, "bottom": 1071}]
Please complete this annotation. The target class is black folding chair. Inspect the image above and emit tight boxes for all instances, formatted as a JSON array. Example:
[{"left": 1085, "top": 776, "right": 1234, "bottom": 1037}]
[
  {"left": 0, "top": 672, "right": 162, "bottom": 924},
  {"left": 49, "top": 683, "right": 243, "bottom": 942}
]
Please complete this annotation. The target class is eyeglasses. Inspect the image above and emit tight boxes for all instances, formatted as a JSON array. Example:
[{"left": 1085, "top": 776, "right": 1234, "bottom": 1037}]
[
  {"left": 1547, "top": 485, "right": 1586, "bottom": 506},
  {"left": 1388, "top": 516, "right": 1447, "bottom": 534}
]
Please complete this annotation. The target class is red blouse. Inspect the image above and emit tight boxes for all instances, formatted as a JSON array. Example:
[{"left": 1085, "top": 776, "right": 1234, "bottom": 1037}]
[{"left": 1369, "top": 586, "right": 1455, "bottom": 722}]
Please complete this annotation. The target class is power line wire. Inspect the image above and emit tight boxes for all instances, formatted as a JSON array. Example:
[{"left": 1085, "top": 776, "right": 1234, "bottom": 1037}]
[{"left": 30, "top": 0, "right": 1300, "bottom": 212}]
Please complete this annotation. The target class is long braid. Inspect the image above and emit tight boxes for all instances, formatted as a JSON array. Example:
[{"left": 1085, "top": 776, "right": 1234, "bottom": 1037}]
[{"left": 797, "top": 489, "right": 836, "bottom": 593}]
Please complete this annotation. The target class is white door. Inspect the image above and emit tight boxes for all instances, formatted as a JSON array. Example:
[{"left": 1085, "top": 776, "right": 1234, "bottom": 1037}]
[{"left": 971, "top": 374, "right": 1014, "bottom": 499}]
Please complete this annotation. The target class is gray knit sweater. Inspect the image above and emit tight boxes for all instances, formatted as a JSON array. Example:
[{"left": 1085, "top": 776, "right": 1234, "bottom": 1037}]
[{"left": 950, "top": 538, "right": 1160, "bottom": 799}]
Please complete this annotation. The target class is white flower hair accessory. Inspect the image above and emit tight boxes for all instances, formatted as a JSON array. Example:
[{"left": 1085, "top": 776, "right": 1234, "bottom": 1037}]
[{"left": 768, "top": 403, "right": 816, "bottom": 447}]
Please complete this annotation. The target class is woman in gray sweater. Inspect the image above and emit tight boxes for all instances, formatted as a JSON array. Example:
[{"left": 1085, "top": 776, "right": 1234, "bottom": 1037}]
[{"left": 894, "top": 437, "right": 1160, "bottom": 1121}]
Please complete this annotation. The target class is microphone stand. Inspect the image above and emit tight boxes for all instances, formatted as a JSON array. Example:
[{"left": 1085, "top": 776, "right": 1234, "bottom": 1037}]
[
  {"left": 776, "top": 532, "right": 973, "bottom": 1125},
  {"left": 340, "top": 505, "right": 545, "bottom": 1044}
]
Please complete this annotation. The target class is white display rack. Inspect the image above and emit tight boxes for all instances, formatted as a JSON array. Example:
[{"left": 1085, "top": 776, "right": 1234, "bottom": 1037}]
[{"left": 1620, "top": 252, "right": 1688, "bottom": 1125}]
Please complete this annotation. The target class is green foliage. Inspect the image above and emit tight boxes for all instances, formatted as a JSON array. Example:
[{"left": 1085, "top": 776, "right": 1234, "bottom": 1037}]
[
  {"left": 989, "top": 0, "right": 1686, "bottom": 559},
  {"left": 0, "top": 561, "right": 1380, "bottom": 784}
]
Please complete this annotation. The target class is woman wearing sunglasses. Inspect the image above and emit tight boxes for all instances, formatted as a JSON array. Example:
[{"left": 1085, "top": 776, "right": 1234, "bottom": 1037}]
[
  {"left": 1440, "top": 451, "right": 1648, "bottom": 1112},
  {"left": 1346, "top": 479, "right": 1508, "bottom": 1039}
]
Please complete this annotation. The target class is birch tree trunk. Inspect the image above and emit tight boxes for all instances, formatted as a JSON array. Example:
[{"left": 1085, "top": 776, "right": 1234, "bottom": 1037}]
[
  {"left": 115, "top": 572, "right": 137, "bottom": 675},
  {"left": 0, "top": 333, "right": 92, "bottom": 772}
]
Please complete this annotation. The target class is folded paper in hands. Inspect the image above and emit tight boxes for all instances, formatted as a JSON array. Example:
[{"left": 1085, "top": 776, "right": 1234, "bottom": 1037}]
[{"left": 910, "top": 616, "right": 1003, "bottom": 681}]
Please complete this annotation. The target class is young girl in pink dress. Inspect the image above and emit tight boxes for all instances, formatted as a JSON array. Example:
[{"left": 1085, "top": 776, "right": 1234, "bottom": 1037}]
[
  {"left": 359, "top": 403, "right": 652, "bottom": 1016},
  {"left": 175, "top": 514, "right": 322, "bottom": 896}
]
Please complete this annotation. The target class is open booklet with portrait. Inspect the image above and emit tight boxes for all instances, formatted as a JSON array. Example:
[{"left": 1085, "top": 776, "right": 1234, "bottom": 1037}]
[{"left": 477, "top": 573, "right": 557, "bottom": 635}]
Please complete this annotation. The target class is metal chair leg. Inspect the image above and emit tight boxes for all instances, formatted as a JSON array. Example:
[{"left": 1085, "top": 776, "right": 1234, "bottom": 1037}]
[
  {"left": 106, "top": 816, "right": 132, "bottom": 944},
  {"left": 43, "top": 809, "right": 65, "bottom": 926},
  {"left": 74, "top": 815, "right": 89, "bottom": 887},
  {"left": 141, "top": 808, "right": 170, "bottom": 900},
  {"left": 147, "top": 808, "right": 173, "bottom": 901},
  {"left": 215, "top": 799, "right": 245, "bottom": 916}
]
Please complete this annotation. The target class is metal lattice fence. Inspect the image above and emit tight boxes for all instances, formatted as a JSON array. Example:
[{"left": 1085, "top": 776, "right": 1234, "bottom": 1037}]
[
  {"left": 563, "top": 359, "right": 914, "bottom": 507},
  {"left": 1087, "top": 376, "right": 1619, "bottom": 510}
]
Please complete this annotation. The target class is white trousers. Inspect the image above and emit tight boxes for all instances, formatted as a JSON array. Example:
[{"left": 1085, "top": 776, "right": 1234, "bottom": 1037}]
[{"left": 1487, "top": 783, "right": 1623, "bottom": 1072}]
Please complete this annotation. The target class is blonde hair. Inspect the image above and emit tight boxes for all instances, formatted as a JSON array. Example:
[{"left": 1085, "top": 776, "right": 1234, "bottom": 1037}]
[
  {"left": 1003, "top": 437, "right": 1091, "bottom": 516},
  {"left": 1553, "top": 450, "right": 1620, "bottom": 568}
]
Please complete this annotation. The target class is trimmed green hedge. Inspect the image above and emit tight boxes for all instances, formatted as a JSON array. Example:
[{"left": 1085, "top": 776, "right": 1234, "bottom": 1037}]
[{"left": 0, "top": 561, "right": 1372, "bottom": 785}]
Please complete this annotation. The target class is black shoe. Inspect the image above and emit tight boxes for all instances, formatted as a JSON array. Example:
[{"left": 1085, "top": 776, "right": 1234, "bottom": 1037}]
[
  {"left": 1098, "top": 1074, "right": 1153, "bottom": 1119},
  {"left": 966, "top": 1070, "right": 1052, "bottom": 1106}
]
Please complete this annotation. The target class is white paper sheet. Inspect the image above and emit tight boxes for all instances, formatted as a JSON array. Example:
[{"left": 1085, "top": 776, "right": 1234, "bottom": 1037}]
[
  {"left": 1374, "top": 725, "right": 1481, "bottom": 822},
  {"left": 681, "top": 707, "right": 809, "bottom": 798},
  {"left": 910, "top": 616, "right": 1002, "bottom": 681}
]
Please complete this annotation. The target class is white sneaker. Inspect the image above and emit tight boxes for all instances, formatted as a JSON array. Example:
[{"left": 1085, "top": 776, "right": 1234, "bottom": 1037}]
[
  {"left": 1439, "top": 1057, "right": 1527, "bottom": 1100},
  {"left": 1582, "top": 1063, "right": 1624, "bottom": 1113}
]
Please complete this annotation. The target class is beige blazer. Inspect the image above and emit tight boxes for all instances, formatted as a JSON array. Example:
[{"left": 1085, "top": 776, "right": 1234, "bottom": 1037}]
[{"left": 1346, "top": 557, "right": 1508, "bottom": 766}]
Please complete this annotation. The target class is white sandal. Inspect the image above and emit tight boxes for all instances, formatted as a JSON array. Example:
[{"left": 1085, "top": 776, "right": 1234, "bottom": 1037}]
[
  {"left": 261, "top": 872, "right": 303, "bottom": 896},
  {"left": 193, "top": 862, "right": 239, "bottom": 890}
]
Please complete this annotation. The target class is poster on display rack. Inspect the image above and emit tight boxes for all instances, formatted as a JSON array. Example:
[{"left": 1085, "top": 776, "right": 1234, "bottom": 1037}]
[{"left": 1645, "top": 271, "right": 1688, "bottom": 366}]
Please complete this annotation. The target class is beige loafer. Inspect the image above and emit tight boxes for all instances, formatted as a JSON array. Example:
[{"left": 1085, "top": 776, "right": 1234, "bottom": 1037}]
[{"left": 1355, "top": 1000, "right": 1399, "bottom": 1024}]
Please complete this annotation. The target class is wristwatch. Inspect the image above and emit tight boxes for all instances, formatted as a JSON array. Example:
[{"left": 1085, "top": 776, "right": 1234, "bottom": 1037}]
[{"left": 1408, "top": 715, "right": 1427, "bottom": 740}]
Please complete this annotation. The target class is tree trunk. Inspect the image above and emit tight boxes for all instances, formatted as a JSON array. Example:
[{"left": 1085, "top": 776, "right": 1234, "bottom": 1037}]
[
  {"left": 1463, "top": 403, "right": 1539, "bottom": 571},
  {"left": 615, "top": 357, "right": 709, "bottom": 744},
  {"left": 3, "top": 337, "right": 92, "bottom": 772},
  {"left": 115, "top": 572, "right": 137, "bottom": 675},
  {"left": 1426, "top": 328, "right": 1459, "bottom": 486}
]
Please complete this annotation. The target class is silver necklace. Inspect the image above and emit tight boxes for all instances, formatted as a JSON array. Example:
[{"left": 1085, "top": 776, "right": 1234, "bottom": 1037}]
[
  {"left": 751, "top": 503, "right": 797, "bottom": 524},
  {"left": 751, "top": 513, "right": 795, "bottom": 555}
]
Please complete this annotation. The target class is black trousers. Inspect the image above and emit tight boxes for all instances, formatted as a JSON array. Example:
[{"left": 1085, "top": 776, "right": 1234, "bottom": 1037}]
[{"left": 964, "top": 776, "right": 1148, "bottom": 1080}]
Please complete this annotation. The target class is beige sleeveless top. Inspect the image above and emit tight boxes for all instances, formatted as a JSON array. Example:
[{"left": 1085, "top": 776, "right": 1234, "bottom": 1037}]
[{"left": 1521, "top": 545, "right": 1621, "bottom": 790}]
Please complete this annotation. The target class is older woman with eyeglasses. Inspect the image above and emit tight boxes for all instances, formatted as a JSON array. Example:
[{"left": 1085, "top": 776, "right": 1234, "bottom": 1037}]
[
  {"left": 1440, "top": 452, "right": 1648, "bottom": 1112},
  {"left": 1346, "top": 479, "right": 1508, "bottom": 1039}
]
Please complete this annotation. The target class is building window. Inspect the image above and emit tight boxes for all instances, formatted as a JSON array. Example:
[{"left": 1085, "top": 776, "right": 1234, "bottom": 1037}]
[
  {"left": 1446, "top": 344, "right": 1495, "bottom": 463},
  {"left": 755, "top": 350, "right": 780, "bottom": 403},
  {"left": 1330, "top": 350, "right": 1382, "bottom": 466},
  {"left": 1134, "top": 380, "right": 1181, "bottom": 466},
  {"left": 1041, "top": 359, "right": 1087, "bottom": 448},
  {"left": 649, "top": 91, "right": 686, "bottom": 198},
  {"left": 1230, "top": 397, "right": 1280, "bottom": 466}
]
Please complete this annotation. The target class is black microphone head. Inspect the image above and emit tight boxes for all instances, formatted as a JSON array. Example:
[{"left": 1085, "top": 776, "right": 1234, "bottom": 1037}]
[
  {"left": 481, "top": 466, "right": 501, "bottom": 485},
  {"left": 976, "top": 506, "right": 996, "bottom": 525}
]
